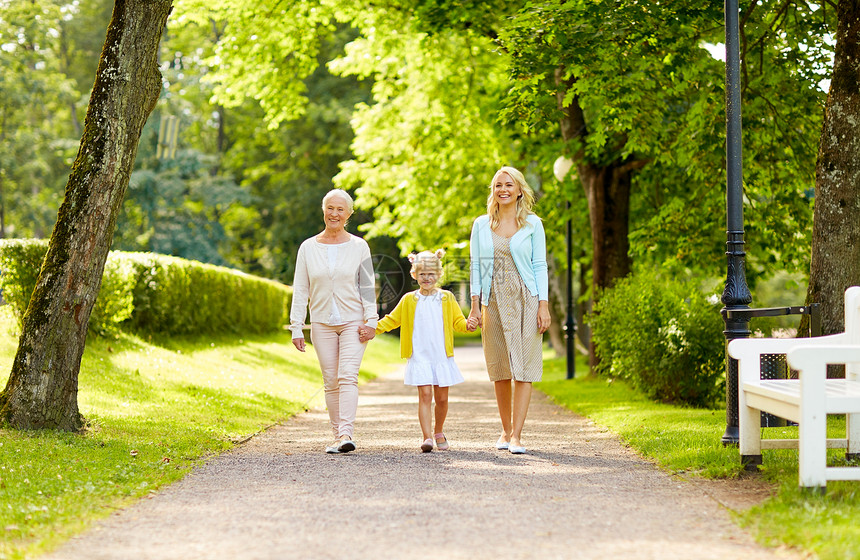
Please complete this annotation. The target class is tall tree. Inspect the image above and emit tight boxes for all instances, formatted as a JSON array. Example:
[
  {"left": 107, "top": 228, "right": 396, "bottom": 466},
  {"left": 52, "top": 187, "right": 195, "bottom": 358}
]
[
  {"left": 803, "top": 0, "right": 860, "bottom": 335},
  {"left": 0, "top": 0, "right": 173, "bottom": 430}
]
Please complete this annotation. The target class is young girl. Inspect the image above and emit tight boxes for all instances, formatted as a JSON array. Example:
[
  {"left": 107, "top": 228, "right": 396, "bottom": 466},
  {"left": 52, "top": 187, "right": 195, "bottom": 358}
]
[{"left": 370, "top": 250, "right": 477, "bottom": 452}]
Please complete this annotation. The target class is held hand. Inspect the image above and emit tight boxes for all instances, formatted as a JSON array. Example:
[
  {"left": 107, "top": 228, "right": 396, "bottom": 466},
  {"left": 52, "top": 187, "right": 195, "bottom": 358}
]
[
  {"left": 292, "top": 337, "right": 306, "bottom": 352},
  {"left": 467, "top": 307, "right": 482, "bottom": 330},
  {"left": 537, "top": 301, "right": 551, "bottom": 334},
  {"left": 358, "top": 325, "right": 376, "bottom": 343}
]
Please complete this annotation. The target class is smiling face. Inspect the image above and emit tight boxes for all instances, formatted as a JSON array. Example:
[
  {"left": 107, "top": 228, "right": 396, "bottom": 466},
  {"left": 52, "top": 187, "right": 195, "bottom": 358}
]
[
  {"left": 413, "top": 266, "right": 439, "bottom": 293},
  {"left": 323, "top": 195, "right": 351, "bottom": 232},
  {"left": 492, "top": 172, "right": 521, "bottom": 208}
]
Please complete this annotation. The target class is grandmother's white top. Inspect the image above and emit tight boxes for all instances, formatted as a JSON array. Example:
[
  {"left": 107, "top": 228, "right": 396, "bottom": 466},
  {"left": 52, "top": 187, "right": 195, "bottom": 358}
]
[{"left": 289, "top": 235, "right": 378, "bottom": 339}]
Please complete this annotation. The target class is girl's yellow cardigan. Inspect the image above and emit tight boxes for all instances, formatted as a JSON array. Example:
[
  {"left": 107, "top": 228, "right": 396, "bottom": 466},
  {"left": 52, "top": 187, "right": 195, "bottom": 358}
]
[{"left": 375, "top": 290, "right": 469, "bottom": 358}]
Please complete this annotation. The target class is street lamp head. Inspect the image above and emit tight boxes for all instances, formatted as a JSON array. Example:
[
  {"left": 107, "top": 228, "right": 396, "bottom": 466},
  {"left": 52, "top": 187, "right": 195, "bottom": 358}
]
[{"left": 553, "top": 156, "right": 574, "bottom": 182}]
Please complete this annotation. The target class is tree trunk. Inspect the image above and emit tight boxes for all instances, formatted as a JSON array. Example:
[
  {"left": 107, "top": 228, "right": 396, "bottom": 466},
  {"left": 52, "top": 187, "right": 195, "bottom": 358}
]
[
  {"left": 579, "top": 162, "right": 632, "bottom": 295},
  {"left": 576, "top": 260, "right": 591, "bottom": 352},
  {"left": 0, "top": 0, "right": 173, "bottom": 430},
  {"left": 546, "top": 255, "right": 566, "bottom": 356},
  {"left": 555, "top": 66, "right": 635, "bottom": 367},
  {"left": 801, "top": 0, "right": 860, "bottom": 337}
]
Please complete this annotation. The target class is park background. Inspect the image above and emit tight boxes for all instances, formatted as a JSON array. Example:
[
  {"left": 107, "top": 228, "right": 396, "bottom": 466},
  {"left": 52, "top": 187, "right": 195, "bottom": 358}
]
[{"left": 2, "top": 1, "right": 859, "bottom": 559}]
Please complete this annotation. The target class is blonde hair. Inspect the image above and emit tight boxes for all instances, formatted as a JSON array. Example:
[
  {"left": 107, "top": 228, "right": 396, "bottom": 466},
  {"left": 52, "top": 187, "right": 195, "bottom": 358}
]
[
  {"left": 486, "top": 166, "right": 535, "bottom": 230},
  {"left": 321, "top": 189, "right": 354, "bottom": 213},
  {"left": 408, "top": 249, "right": 445, "bottom": 278}
]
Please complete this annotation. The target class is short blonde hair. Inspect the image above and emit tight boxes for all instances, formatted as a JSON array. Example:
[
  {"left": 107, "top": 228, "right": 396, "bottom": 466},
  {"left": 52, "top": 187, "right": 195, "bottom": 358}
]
[
  {"left": 486, "top": 166, "right": 535, "bottom": 230},
  {"left": 408, "top": 249, "right": 445, "bottom": 278},
  {"left": 321, "top": 189, "right": 354, "bottom": 213}
]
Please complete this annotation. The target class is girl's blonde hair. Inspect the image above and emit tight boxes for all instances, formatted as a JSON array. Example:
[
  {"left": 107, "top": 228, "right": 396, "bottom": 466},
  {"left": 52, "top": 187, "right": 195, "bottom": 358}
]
[
  {"left": 486, "top": 166, "right": 535, "bottom": 230},
  {"left": 408, "top": 249, "right": 445, "bottom": 278}
]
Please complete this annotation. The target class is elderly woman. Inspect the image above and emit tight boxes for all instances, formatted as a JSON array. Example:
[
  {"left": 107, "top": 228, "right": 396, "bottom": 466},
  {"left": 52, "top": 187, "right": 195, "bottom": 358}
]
[
  {"left": 290, "top": 189, "right": 378, "bottom": 454},
  {"left": 468, "top": 166, "right": 550, "bottom": 455}
]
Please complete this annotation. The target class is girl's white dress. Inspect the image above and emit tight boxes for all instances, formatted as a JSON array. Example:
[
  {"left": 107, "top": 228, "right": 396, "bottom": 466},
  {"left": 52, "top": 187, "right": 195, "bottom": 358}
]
[{"left": 404, "top": 291, "right": 465, "bottom": 387}]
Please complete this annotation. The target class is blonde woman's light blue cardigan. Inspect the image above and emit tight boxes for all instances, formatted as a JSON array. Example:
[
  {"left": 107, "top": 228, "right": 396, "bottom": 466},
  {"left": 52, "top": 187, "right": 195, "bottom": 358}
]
[{"left": 469, "top": 213, "right": 549, "bottom": 307}]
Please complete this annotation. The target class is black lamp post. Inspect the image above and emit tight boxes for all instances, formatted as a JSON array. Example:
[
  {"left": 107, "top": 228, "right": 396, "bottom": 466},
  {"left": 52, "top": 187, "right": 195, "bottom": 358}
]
[
  {"left": 554, "top": 156, "right": 577, "bottom": 380},
  {"left": 720, "top": 0, "right": 752, "bottom": 446}
]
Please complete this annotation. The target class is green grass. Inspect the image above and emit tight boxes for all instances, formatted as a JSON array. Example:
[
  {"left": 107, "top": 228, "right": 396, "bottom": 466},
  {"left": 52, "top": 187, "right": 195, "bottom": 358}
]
[
  {"left": 537, "top": 355, "right": 860, "bottom": 560},
  {"left": 0, "top": 309, "right": 399, "bottom": 560}
]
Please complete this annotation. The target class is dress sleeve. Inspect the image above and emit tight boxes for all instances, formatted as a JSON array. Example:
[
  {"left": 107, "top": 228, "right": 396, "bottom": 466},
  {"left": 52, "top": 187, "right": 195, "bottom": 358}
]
[
  {"left": 531, "top": 218, "right": 549, "bottom": 302},
  {"left": 469, "top": 218, "right": 482, "bottom": 299},
  {"left": 357, "top": 240, "right": 379, "bottom": 328},
  {"left": 289, "top": 242, "right": 310, "bottom": 339}
]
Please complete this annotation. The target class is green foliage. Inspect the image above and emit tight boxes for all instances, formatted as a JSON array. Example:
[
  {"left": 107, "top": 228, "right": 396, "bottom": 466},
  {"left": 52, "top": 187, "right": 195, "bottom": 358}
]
[
  {"left": 588, "top": 271, "right": 725, "bottom": 407},
  {"left": 0, "top": 239, "right": 136, "bottom": 336},
  {"left": 0, "top": 239, "right": 49, "bottom": 322},
  {"left": 498, "top": 0, "right": 823, "bottom": 278},
  {"left": 331, "top": 11, "right": 514, "bottom": 255},
  {"left": 0, "top": 0, "right": 82, "bottom": 239},
  {"left": 216, "top": 25, "right": 376, "bottom": 282},
  {"left": 124, "top": 253, "right": 291, "bottom": 336},
  {"left": 116, "top": 146, "right": 248, "bottom": 267},
  {"left": 0, "top": 240, "right": 291, "bottom": 337},
  {"left": 89, "top": 257, "right": 136, "bottom": 336},
  {"left": 174, "top": 0, "right": 339, "bottom": 129}
]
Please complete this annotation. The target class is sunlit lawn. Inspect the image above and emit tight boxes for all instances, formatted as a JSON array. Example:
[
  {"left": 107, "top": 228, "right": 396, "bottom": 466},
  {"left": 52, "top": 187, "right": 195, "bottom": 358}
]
[{"left": 0, "top": 308, "right": 399, "bottom": 560}]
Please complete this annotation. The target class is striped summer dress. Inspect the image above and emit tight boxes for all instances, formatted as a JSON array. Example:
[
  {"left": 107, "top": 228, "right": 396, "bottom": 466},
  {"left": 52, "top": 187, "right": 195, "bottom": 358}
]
[{"left": 481, "top": 230, "right": 543, "bottom": 383}]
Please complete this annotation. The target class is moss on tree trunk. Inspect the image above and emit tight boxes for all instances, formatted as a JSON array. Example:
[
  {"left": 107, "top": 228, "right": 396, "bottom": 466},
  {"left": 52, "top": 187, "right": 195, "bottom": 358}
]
[{"left": 0, "top": 0, "right": 173, "bottom": 430}]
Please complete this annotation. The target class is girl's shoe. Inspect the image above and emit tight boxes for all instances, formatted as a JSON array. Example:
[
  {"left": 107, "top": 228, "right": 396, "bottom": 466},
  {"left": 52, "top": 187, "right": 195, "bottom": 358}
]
[
  {"left": 325, "top": 441, "right": 341, "bottom": 454},
  {"left": 496, "top": 437, "right": 510, "bottom": 450},
  {"left": 435, "top": 433, "right": 449, "bottom": 451},
  {"left": 420, "top": 438, "right": 434, "bottom": 452}
]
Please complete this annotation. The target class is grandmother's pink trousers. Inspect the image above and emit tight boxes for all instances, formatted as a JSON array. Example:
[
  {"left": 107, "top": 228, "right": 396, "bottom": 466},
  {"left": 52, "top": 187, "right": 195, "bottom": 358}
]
[{"left": 310, "top": 320, "right": 367, "bottom": 439}]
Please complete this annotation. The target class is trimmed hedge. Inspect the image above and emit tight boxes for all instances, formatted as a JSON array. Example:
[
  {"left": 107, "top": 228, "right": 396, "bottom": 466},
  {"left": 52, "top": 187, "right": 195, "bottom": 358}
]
[{"left": 0, "top": 239, "right": 291, "bottom": 336}]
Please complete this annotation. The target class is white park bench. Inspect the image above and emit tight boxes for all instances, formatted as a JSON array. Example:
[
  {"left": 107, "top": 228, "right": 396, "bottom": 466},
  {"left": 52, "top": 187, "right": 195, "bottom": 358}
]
[{"left": 727, "top": 286, "right": 860, "bottom": 491}]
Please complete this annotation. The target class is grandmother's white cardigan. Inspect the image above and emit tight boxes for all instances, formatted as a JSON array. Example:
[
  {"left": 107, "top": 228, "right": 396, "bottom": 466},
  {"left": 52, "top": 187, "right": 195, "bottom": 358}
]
[{"left": 289, "top": 235, "right": 378, "bottom": 339}]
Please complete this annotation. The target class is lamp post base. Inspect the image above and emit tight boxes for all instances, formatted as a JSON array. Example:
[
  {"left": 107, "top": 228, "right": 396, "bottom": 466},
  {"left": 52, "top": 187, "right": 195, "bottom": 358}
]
[{"left": 721, "top": 426, "right": 739, "bottom": 447}]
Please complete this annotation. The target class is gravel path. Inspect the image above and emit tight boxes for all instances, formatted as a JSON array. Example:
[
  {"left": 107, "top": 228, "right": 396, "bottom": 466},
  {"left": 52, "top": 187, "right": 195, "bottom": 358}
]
[{"left": 43, "top": 344, "right": 800, "bottom": 560}]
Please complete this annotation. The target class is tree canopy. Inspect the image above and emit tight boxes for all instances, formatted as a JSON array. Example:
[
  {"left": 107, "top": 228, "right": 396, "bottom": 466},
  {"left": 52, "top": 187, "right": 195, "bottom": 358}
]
[{"left": 2, "top": 0, "right": 837, "bottom": 319}]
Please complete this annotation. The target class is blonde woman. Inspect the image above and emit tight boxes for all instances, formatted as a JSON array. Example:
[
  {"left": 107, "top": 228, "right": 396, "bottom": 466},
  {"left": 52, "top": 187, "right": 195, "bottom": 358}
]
[
  {"left": 468, "top": 167, "right": 550, "bottom": 454},
  {"left": 290, "top": 189, "right": 378, "bottom": 454}
]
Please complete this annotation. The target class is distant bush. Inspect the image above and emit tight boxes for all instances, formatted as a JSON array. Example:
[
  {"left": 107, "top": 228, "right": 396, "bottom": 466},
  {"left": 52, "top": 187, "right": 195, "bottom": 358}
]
[
  {"left": 588, "top": 273, "right": 725, "bottom": 408},
  {"left": 0, "top": 239, "right": 48, "bottom": 324},
  {"left": 122, "top": 252, "right": 291, "bottom": 335},
  {"left": 0, "top": 240, "right": 291, "bottom": 336}
]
